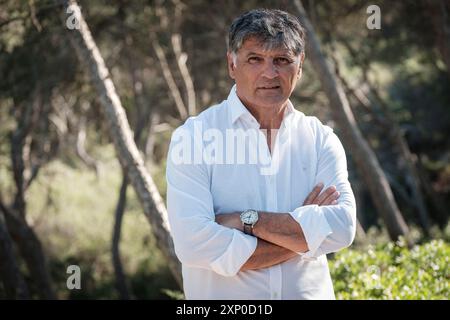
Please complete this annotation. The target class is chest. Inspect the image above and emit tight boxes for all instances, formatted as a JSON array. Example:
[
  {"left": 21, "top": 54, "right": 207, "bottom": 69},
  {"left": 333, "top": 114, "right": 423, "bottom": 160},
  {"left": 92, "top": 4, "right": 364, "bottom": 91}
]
[{"left": 209, "top": 124, "right": 318, "bottom": 213}]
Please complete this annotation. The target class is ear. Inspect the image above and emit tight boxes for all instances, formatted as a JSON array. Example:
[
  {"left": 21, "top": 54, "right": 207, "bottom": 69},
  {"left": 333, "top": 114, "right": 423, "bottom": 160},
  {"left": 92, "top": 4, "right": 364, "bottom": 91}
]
[
  {"left": 297, "top": 52, "right": 305, "bottom": 79},
  {"left": 227, "top": 52, "right": 236, "bottom": 79}
]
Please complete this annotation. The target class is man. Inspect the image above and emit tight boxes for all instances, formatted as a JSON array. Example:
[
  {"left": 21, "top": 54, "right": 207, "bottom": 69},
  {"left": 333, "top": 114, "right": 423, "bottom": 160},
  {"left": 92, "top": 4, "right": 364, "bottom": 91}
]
[{"left": 166, "top": 9, "right": 356, "bottom": 299}]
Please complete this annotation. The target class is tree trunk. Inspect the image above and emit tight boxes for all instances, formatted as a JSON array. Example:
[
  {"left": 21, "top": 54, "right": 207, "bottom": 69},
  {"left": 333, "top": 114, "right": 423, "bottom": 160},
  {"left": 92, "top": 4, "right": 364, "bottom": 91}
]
[
  {"left": 63, "top": 0, "right": 182, "bottom": 287},
  {"left": 293, "top": 0, "right": 410, "bottom": 242},
  {"left": 152, "top": 39, "right": 189, "bottom": 120},
  {"left": 0, "top": 205, "right": 29, "bottom": 299},
  {"left": 112, "top": 173, "right": 132, "bottom": 299},
  {"left": 111, "top": 45, "right": 156, "bottom": 299},
  {"left": 171, "top": 34, "right": 197, "bottom": 116},
  {"left": 2, "top": 206, "right": 55, "bottom": 299},
  {"left": 112, "top": 107, "right": 155, "bottom": 300},
  {"left": 8, "top": 100, "right": 56, "bottom": 299}
]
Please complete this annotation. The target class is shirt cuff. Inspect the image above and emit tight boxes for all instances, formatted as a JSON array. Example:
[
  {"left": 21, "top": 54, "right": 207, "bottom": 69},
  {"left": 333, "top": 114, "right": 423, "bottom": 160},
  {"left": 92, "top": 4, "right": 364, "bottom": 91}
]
[
  {"left": 289, "top": 205, "right": 333, "bottom": 260},
  {"left": 209, "top": 230, "right": 257, "bottom": 277}
]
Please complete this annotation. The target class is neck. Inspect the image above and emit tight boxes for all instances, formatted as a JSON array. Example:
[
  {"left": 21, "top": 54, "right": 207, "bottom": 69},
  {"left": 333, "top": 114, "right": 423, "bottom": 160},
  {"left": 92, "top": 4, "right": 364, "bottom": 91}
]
[{"left": 245, "top": 103, "right": 287, "bottom": 130}]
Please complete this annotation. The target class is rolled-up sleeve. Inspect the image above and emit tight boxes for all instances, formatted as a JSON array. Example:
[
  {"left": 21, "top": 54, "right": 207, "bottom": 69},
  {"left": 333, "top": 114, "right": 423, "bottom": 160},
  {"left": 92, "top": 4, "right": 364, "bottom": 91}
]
[
  {"left": 290, "top": 121, "right": 356, "bottom": 259},
  {"left": 166, "top": 125, "right": 257, "bottom": 277}
]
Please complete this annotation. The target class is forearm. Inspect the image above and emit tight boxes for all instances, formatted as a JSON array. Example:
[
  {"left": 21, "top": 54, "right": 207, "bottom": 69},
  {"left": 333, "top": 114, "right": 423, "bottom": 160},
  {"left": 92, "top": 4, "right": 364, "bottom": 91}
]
[
  {"left": 216, "top": 211, "right": 309, "bottom": 254},
  {"left": 252, "top": 211, "right": 309, "bottom": 253},
  {"left": 240, "top": 238, "right": 297, "bottom": 271},
  {"left": 214, "top": 184, "right": 341, "bottom": 268}
]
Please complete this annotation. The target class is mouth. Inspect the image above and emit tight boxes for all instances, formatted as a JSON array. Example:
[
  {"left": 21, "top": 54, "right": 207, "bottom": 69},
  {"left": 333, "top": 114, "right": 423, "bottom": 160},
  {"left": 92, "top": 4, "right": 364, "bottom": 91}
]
[{"left": 258, "top": 85, "right": 281, "bottom": 90}]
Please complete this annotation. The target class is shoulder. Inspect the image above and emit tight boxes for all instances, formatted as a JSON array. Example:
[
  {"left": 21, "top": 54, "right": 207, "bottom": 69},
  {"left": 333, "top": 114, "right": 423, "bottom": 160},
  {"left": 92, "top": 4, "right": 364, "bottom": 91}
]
[
  {"left": 290, "top": 110, "right": 344, "bottom": 160},
  {"left": 292, "top": 110, "right": 334, "bottom": 139},
  {"left": 305, "top": 114, "right": 333, "bottom": 136}
]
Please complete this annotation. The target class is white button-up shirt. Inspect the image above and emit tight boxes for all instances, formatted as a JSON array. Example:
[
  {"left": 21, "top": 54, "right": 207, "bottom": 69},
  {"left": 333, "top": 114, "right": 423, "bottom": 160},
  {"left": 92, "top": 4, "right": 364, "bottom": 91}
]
[{"left": 166, "top": 85, "right": 356, "bottom": 300}]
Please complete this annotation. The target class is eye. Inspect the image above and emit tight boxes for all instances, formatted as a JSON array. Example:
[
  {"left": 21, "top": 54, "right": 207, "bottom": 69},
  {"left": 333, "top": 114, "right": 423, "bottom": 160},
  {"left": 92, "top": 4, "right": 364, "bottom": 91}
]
[
  {"left": 248, "top": 56, "right": 262, "bottom": 64},
  {"left": 274, "top": 57, "right": 292, "bottom": 65}
]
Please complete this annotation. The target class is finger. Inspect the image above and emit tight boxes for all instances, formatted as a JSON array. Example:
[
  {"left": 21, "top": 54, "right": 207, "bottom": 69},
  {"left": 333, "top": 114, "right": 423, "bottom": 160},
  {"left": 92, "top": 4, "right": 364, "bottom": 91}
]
[
  {"left": 320, "top": 190, "right": 340, "bottom": 206},
  {"left": 313, "top": 185, "right": 336, "bottom": 205},
  {"left": 303, "top": 182, "right": 324, "bottom": 205},
  {"left": 319, "top": 190, "right": 340, "bottom": 206}
]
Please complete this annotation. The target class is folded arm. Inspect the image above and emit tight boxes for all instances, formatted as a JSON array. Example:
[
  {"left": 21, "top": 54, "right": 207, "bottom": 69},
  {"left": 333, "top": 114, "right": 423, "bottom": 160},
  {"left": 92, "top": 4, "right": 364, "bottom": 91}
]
[
  {"left": 216, "top": 184, "right": 340, "bottom": 270},
  {"left": 167, "top": 126, "right": 258, "bottom": 277},
  {"left": 217, "top": 128, "right": 357, "bottom": 261},
  {"left": 240, "top": 239, "right": 297, "bottom": 271},
  {"left": 167, "top": 122, "right": 356, "bottom": 276}
]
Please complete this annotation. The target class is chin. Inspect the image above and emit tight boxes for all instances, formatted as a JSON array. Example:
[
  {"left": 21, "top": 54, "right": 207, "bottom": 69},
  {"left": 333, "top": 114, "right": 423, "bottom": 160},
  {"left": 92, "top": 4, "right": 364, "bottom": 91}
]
[{"left": 255, "top": 96, "right": 287, "bottom": 108}]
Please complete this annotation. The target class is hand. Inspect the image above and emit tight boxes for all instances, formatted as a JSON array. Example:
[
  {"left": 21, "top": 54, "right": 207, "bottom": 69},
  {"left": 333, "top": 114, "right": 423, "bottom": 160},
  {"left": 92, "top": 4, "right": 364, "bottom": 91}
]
[
  {"left": 215, "top": 213, "right": 243, "bottom": 231},
  {"left": 303, "top": 183, "right": 340, "bottom": 206}
]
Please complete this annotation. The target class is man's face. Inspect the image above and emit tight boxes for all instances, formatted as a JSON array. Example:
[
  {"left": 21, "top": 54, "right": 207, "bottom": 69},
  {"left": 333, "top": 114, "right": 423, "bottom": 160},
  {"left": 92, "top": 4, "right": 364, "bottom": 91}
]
[{"left": 227, "top": 37, "right": 304, "bottom": 111}]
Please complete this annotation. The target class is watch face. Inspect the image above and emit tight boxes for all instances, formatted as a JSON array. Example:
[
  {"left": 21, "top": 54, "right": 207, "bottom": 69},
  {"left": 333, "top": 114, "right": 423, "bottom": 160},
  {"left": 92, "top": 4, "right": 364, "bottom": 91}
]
[{"left": 241, "top": 210, "right": 258, "bottom": 224}]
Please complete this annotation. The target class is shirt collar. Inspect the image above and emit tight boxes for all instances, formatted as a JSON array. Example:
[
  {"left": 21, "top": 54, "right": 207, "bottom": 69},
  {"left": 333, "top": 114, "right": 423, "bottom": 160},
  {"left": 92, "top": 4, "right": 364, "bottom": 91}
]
[
  {"left": 227, "top": 84, "right": 295, "bottom": 127},
  {"left": 228, "top": 84, "right": 251, "bottom": 125}
]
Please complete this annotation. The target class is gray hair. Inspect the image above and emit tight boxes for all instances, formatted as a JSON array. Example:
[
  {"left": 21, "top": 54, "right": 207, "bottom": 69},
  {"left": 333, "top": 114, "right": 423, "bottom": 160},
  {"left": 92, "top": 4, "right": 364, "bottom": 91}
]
[{"left": 228, "top": 9, "right": 306, "bottom": 56}]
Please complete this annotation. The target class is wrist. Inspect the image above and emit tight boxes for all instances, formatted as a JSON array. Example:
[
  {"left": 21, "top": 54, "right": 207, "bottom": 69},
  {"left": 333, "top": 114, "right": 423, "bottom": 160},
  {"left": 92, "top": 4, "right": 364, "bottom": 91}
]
[
  {"left": 251, "top": 211, "right": 264, "bottom": 237},
  {"left": 240, "top": 209, "right": 259, "bottom": 235}
]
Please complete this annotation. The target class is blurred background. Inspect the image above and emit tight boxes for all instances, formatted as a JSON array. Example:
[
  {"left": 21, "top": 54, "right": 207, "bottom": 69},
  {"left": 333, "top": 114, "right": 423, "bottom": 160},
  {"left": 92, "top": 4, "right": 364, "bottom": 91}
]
[{"left": 0, "top": 0, "right": 448, "bottom": 299}]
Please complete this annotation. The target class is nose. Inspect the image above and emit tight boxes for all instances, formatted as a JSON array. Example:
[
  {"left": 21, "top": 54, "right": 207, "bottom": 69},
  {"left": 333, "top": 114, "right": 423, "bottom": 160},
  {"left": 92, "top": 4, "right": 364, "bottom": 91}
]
[{"left": 261, "top": 60, "right": 278, "bottom": 79}]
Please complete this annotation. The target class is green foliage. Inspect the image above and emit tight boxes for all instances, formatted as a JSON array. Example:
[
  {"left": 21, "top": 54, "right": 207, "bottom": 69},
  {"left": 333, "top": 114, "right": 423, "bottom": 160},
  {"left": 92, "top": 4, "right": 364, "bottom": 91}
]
[
  {"left": 330, "top": 239, "right": 450, "bottom": 299},
  {"left": 161, "top": 289, "right": 185, "bottom": 300}
]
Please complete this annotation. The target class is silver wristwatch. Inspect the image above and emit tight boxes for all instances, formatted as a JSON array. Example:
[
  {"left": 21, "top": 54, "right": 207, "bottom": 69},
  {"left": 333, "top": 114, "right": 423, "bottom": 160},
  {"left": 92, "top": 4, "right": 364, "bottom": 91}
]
[{"left": 240, "top": 209, "right": 259, "bottom": 235}]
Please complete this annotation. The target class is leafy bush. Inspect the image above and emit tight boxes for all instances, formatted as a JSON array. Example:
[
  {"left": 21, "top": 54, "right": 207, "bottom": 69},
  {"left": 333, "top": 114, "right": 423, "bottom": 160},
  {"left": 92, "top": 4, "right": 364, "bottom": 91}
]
[{"left": 330, "top": 239, "right": 449, "bottom": 299}]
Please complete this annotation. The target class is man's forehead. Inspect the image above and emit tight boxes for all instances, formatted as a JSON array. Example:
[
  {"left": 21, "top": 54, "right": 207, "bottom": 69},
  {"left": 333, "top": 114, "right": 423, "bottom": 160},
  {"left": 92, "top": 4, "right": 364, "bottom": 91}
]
[{"left": 238, "top": 37, "right": 296, "bottom": 56}]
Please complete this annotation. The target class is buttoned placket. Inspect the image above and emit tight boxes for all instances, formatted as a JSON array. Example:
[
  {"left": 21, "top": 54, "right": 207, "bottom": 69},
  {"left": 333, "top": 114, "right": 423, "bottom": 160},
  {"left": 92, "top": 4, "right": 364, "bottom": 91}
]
[
  {"left": 239, "top": 106, "right": 292, "bottom": 300},
  {"left": 261, "top": 124, "right": 283, "bottom": 300}
]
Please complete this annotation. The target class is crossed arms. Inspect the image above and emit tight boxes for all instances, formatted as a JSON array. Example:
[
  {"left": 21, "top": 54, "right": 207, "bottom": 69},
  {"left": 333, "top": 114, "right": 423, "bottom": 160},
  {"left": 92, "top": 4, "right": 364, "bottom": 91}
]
[
  {"left": 166, "top": 122, "right": 356, "bottom": 277},
  {"left": 215, "top": 184, "right": 340, "bottom": 271}
]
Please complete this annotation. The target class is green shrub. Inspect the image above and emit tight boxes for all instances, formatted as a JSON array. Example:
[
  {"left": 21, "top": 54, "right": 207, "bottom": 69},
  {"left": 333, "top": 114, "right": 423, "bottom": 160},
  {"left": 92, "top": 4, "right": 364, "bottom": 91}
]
[{"left": 330, "top": 239, "right": 449, "bottom": 299}]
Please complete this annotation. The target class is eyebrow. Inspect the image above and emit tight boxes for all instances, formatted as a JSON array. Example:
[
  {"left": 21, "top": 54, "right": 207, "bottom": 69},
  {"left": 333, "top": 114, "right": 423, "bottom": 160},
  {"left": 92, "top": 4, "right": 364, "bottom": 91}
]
[
  {"left": 245, "top": 51, "right": 295, "bottom": 58},
  {"left": 245, "top": 52, "right": 263, "bottom": 57}
]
